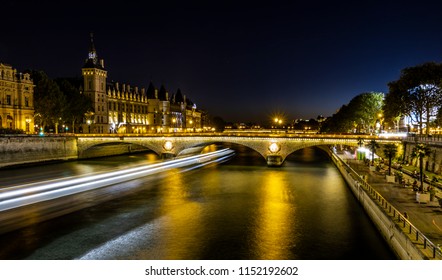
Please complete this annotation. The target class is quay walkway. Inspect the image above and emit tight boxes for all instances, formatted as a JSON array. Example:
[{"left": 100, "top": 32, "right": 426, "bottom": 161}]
[{"left": 338, "top": 151, "right": 442, "bottom": 259}]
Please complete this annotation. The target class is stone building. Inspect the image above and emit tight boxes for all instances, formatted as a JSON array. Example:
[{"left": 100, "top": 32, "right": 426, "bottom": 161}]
[
  {"left": 81, "top": 34, "right": 204, "bottom": 134},
  {"left": 0, "top": 63, "right": 34, "bottom": 133}
]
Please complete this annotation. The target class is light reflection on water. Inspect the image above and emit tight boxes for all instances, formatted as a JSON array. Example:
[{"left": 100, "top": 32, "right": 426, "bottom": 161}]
[
  {"left": 252, "top": 171, "right": 297, "bottom": 259},
  {"left": 0, "top": 146, "right": 396, "bottom": 260},
  {"left": 157, "top": 170, "right": 206, "bottom": 260}
]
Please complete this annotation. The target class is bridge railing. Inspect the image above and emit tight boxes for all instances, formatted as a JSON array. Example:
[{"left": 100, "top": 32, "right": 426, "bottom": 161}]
[
  {"left": 405, "top": 135, "right": 442, "bottom": 145},
  {"left": 5, "top": 132, "right": 405, "bottom": 142},
  {"left": 332, "top": 151, "right": 442, "bottom": 259},
  {"left": 69, "top": 132, "right": 403, "bottom": 140}
]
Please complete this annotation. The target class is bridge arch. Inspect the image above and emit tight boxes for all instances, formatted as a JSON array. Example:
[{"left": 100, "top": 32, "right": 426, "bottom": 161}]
[{"left": 75, "top": 135, "right": 402, "bottom": 166}]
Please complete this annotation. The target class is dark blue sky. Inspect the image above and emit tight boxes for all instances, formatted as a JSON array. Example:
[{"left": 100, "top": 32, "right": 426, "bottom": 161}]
[{"left": 2, "top": 1, "right": 442, "bottom": 124}]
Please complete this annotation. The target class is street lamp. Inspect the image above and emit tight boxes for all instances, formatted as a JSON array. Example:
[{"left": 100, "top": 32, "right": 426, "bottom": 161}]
[
  {"left": 87, "top": 119, "right": 91, "bottom": 134},
  {"left": 273, "top": 117, "right": 283, "bottom": 132},
  {"left": 376, "top": 113, "right": 384, "bottom": 134},
  {"left": 189, "top": 119, "right": 194, "bottom": 132},
  {"left": 25, "top": 118, "right": 31, "bottom": 133}
]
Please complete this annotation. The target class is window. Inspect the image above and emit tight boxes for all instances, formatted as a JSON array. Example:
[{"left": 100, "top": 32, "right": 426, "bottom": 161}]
[
  {"left": 7, "top": 115, "right": 13, "bottom": 129},
  {"left": 6, "top": 95, "right": 11, "bottom": 105},
  {"left": 25, "top": 97, "right": 29, "bottom": 107}
]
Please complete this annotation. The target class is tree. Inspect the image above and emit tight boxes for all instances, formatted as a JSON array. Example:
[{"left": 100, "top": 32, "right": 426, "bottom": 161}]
[
  {"left": 55, "top": 78, "right": 93, "bottom": 133},
  {"left": 357, "top": 137, "right": 364, "bottom": 148},
  {"left": 385, "top": 62, "right": 442, "bottom": 134},
  {"left": 366, "top": 139, "right": 380, "bottom": 166},
  {"left": 211, "top": 116, "right": 226, "bottom": 132},
  {"left": 30, "top": 70, "right": 66, "bottom": 133},
  {"left": 320, "top": 105, "right": 353, "bottom": 133},
  {"left": 349, "top": 92, "right": 384, "bottom": 133},
  {"left": 382, "top": 81, "right": 408, "bottom": 132},
  {"left": 320, "top": 92, "right": 383, "bottom": 133},
  {"left": 411, "top": 143, "right": 432, "bottom": 191},
  {"left": 383, "top": 143, "right": 398, "bottom": 176}
]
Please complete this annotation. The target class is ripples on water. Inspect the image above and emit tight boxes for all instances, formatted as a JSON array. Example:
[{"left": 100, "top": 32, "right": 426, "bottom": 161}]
[{"left": 0, "top": 146, "right": 396, "bottom": 260}]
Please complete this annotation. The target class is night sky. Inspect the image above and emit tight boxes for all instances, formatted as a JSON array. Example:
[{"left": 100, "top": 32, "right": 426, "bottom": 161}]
[{"left": 2, "top": 0, "right": 442, "bottom": 124}]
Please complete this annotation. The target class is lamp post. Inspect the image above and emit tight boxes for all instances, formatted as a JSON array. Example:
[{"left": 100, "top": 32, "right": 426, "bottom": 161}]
[
  {"left": 172, "top": 118, "right": 176, "bottom": 133},
  {"left": 376, "top": 113, "right": 384, "bottom": 134},
  {"left": 189, "top": 119, "right": 194, "bottom": 132},
  {"left": 25, "top": 118, "right": 31, "bottom": 133},
  {"left": 273, "top": 117, "right": 283, "bottom": 132},
  {"left": 87, "top": 119, "right": 91, "bottom": 134}
]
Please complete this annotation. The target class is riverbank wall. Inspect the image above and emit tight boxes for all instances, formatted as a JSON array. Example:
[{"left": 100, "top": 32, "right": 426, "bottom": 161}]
[
  {"left": 0, "top": 135, "right": 154, "bottom": 168},
  {"left": 328, "top": 149, "right": 429, "bottom": 260},
  {"left": 0, "top": 135, "right": 78, "bottom": 168}
]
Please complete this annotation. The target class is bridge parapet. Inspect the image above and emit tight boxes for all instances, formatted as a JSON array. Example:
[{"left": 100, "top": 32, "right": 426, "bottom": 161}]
[
  {"left": 404, "top": 135, "right": 442, "bottom": 146},
  {"left": 75, "top": 134, "right": 402, "bottom": 166}
]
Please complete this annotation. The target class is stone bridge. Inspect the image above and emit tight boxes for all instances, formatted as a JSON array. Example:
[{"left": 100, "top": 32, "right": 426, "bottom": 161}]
[{"left": 77, "top": 134, "right": 402, "bottom": 166}]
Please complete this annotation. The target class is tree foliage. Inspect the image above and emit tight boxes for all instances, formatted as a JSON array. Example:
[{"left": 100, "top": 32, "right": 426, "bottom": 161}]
[
  {"left": 320, "top": 92, "right": 384, "bottom": 133},
  {"left": 384, "top": 62, "right": 442, "bottom": 134},
  {"left": 411, "top": 143, "right": 432, "bottom": 191},
  {"left": 367, "top": 139, "right": 380, "bottom": 166},
  {"left": 55, "top": 78, "right": 93, "bottom": 133},
  {"left": 31, "top": 71, "right": 93, "bottom": 133},
  {"left": 31, "top": 70, "right": 65, "bottom": 132},
  {"left": 211, "top": 116, "right": 226, "bottom": 132},
  {"left": 383, "top": 143, "right": 398, "bottom": 176}
]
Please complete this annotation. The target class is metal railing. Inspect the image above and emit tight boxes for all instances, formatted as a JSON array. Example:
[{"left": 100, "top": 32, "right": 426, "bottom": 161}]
[
  {"left": 405, "top": 135, "right": 442, "bottom": 145},
  {"left": 332, "top": 152, "right": 442, "bottom": 259}
]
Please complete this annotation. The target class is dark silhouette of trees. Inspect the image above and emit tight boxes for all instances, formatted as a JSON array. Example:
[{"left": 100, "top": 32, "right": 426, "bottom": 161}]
[
  {"left": 30, "top": 70, "right": 65, "bottom": 133},
  {"left": 383, "top": 143, "right": 398, "bottom": 176},
  {"left": 384, "top": 62, "right": 442, "bottom": 134},
  {"left": 367, "top": 139, "right": 380, "bottom": 166},
  {"left": 55, "top": 78, "right": 93, "bottom": 133},
  {"left": 31, "top": 71, "right": 93, "bottom": 133},
  {"left": 411, "top": 143, "right": 432, "bottom": 191},
  {"left": 320, "top": 92, "right": 383, "bottom": 133}
]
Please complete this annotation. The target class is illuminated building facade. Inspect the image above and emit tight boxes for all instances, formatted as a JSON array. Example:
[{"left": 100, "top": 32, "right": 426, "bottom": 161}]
[
  {"left": 81, "top": 34, "right": 203, "bottom": 134},
  {"left": 0, "top": 63, "right": 34, "bottom": 133}
]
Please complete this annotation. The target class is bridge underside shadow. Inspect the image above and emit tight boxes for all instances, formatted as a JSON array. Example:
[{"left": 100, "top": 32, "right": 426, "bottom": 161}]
[{"left": 79, "top": 142, "right": 153, "bottom": 159}]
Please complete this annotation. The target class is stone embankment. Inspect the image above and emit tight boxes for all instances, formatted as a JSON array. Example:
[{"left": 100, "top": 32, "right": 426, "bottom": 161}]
[
  {"left": 330, "top": 149, "right": 442, "bottom": 260},
  {"left": 0, "top": 135, "right": 78, "bottom": 168}
]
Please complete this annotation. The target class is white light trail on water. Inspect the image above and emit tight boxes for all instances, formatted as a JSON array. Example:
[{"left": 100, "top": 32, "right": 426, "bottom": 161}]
[{"left": 0, "top": 149, "right": 235, "bottom": 212}]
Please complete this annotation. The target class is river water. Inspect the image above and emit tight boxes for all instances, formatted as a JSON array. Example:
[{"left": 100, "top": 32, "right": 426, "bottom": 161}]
[{"left": 0, "top": 145, "right": 396, "bottom": 260}]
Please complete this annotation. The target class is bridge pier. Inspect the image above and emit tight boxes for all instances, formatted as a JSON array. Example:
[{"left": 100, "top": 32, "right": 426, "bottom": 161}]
[
  {"left": 266, "top": 155, "right": 283, "bottom": 167},
  {"left": 161, "top": 153, "right": 175, "bottom": 159}
]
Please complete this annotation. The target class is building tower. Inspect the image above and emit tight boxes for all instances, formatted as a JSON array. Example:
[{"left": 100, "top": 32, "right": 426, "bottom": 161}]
[{"left": 81, "top": 33, "right": 108, "bottom": 133}]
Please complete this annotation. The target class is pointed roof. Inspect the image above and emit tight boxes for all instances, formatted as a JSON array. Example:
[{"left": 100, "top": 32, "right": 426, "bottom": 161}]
[
  {"left": 186, "top": 97, "right": 195, "bottom": 109},
  {"left": 146, "top": 81, "right": 156, "bottom": 99},
  {"left": 158, "top": 84, "right": 168, "bottom": 101},
  {"left": 174, "top": 88, "right": 185, "bottom": 103},
  {"left": 83, "top": 32, "right": 104, "bottom": 69}
]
